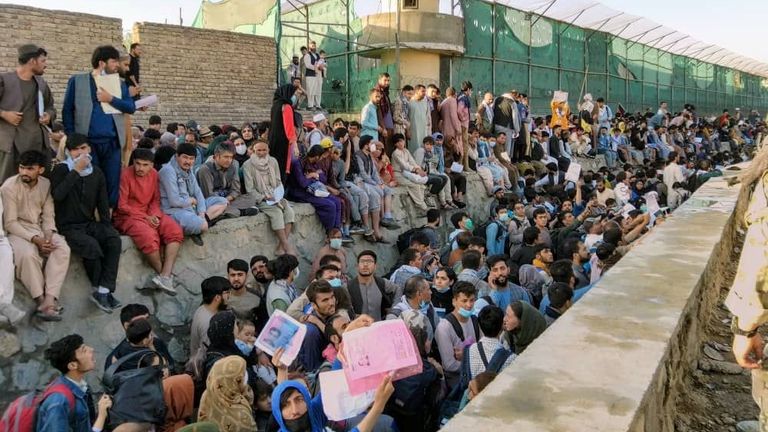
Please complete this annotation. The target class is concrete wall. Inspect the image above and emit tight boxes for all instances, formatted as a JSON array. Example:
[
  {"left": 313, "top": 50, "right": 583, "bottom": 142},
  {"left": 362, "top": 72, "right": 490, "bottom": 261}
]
[
  {"left": 0, "top": 5, "right": 277, "bottom": 130},
  {"left": 444, "top": 170, "right": 746, "bottom": 432},
  {"left": 0, "top": 172, "right": 492, "bottom": 405}
]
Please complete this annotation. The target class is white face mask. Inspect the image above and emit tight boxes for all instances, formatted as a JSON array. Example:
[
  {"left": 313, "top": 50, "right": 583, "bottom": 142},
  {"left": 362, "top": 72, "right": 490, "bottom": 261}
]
[
  {"left": 235, "top": 145, "right": 247, "bottom": 155},
  {"left": 369, "top": 143, "right": 377, "bottom": 153}
]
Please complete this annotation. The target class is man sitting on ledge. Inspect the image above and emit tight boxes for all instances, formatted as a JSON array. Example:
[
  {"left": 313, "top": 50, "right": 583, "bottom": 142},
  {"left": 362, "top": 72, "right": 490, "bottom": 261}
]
[
  {"left": 159, "top": 143, "right": 228, "bottom": 246},
  {"left": 196, "top": 142, "right": 260, "bottom": 219}
]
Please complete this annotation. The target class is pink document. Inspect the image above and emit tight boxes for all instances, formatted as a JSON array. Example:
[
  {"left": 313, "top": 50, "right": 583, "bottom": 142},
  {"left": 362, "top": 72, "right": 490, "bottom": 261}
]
[{"left": 341, "top": 320, "right": 423, "bottom": 395}]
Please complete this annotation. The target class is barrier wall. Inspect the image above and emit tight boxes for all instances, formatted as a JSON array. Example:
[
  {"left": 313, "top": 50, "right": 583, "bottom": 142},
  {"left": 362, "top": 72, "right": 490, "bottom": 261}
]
[
  {"left": 0, "top": 172, "right": 491, "bottom": 405},
  {"left": 444, "top": 170, "right": 746, "bottom": 432}
]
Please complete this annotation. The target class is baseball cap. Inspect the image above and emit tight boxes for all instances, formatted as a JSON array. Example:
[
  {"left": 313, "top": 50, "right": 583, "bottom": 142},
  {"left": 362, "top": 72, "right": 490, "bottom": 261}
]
[{"left": 432, "top": 132, "right": 444, "bottom": 140}]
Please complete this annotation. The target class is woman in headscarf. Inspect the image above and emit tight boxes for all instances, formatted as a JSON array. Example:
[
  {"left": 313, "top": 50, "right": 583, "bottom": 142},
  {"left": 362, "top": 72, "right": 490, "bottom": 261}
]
[
  {"left": 203, "top": 311, "right": 243, "bottom": 383},
  {"left": 269, "top": 84, "right": 303, "bottom": 183},
  {"left": 198, "top": 356, "right": 256, "bottom": 432},
  {"left": 502, "top": 300, "right": 547, "bottom": 354},
  {"left": 242, "top": 140, "right": 298, "bottom": 256},
  {"left": 285, "top": 145, "right": 342, "bottom": 232},
  {"left": 518, "top": 264, "right": 548, "bottom": 306}
]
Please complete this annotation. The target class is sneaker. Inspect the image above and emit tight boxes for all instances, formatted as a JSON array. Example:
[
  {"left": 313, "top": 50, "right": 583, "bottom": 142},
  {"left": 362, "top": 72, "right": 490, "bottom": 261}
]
[
  {"left": 453, "top": 200, "right": 467, "bottom": 209},
  {"left": 190, "top": 234, "right": 204, "bottom": 246},
  {"left": 107, "top": 293, "right": 122, "bottom": 310},
  {"left": 363, "top": 228, "right": 375, "bottom": 237},
  {"left": 90, "top": 292, "right": 113, "bottom": 313},
  {"left": 341, "top": 235, "right": 355, "bottom": 245},
  {"left": 153, "top": 275, "right": 178, "bottom": 296},
  {"left": 240, "top": 207, "right": 260, "bottom": 217},
  {"left": 349, "top": 225, "right": 366, "bottom": 235},
  {"left": 0, "top": 303, "right": 26, "bottom": 326},
  {"left": 380, "top": 218, "right": 401, "bottom": 230}
]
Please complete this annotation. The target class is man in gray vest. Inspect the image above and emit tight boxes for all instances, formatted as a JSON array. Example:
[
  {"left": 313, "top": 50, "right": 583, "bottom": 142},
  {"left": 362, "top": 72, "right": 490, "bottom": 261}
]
[
  {"left": 62, "top": 45, "right": 136, "bottom": 208},
  {"left": 0, "top": 44, "right": 55, "bottom": 182}
]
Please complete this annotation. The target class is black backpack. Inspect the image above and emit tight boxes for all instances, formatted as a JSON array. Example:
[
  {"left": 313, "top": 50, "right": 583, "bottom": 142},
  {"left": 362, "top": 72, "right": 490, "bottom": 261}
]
[
  {"left": 473, "top": 220, "right": 505, "bottom": 242},
  {"left": 531, "top": 141, "right": 545, "bottom": 161},
  {"left": 396, "top": 226, "right": 426, "bottom": 254}
]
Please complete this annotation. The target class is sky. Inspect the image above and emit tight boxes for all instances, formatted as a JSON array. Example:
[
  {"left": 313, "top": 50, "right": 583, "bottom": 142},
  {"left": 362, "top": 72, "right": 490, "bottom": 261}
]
[{"left": 8, "top": 0, "right": 768, "bottom": 65}]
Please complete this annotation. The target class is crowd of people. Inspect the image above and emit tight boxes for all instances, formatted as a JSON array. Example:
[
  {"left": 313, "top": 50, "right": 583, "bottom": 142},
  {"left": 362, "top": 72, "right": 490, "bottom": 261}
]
[{"left": 0, "top": 40, "right": 766, "bottom": 432}]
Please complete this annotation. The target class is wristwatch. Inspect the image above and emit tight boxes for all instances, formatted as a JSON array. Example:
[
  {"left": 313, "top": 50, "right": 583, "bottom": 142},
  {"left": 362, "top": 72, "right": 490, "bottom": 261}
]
[{"left": 731, "top": 316, "right": 759, "bottom": 338}]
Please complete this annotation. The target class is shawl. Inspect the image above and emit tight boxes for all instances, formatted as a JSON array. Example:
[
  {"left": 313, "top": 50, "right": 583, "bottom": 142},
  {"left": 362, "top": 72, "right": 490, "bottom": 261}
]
[
  {"left": 249, "top": 153, "right": 281, "bottom": 196},
  {"left": 375, "top": 83, "right": 392, "bottom": 117},
  {"left": 509, "top": 300, "right": 547, "bottom": 354},
  {"left": 198, "top": 356, "right": 256, "bottom": 432}
]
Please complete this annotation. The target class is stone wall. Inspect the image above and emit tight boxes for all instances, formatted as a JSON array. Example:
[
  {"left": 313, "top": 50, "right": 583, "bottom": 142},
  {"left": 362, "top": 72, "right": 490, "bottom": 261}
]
[
  {"left": 443, "top": 169, "right": 746, "bottom": 432},
  {"left": 0, "top": 4, "right": 123, "bottom": 107},
  {"left": 0, "top": 5, "right": 277, "bottom": 130},
  {"left": 130, "top": 23, "right": 277, "bottom": 127},
  {"left": 0, "top": 172, "right": 491, "bottom": 406}
]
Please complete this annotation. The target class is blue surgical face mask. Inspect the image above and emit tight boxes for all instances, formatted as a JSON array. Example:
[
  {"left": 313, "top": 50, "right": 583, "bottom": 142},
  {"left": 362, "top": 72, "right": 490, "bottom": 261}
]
[
  {"left": 291, "top": 95, "right": 298, "bottom": 105},
  {"left": 330, "top": 238, "right": 343, "bottom": 250},
  {"left": 640, "top": 204, "right": 648, "bottom": 213},
  {"left": 328, "top": 278, "right": 342, "bottom": 288},
  {"left": 433, "top": 284, "right": 451, "bottom": 294},
  {"left": 235, "top": 339, "right": 254, "bottom": 356},
  {"left": 419, "top": 300, "right": 429, "bottom": 313},
  {"left": 458, "top": 307, "right": 474, "bottom": 318},
  {"left": 499, "top": 213, "right": 510, "bottom": 223}
]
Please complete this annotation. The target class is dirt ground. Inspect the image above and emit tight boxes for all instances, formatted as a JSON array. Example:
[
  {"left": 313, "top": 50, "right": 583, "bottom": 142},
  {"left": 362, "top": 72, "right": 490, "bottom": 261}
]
[{"left": 674, "top": 267, "right": 760, "bottom": 431}]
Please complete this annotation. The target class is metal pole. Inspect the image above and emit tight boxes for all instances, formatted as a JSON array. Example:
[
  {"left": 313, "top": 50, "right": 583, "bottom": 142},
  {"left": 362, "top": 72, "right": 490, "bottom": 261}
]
[
  {"left": 345, "top": 0, "right": 351, "bottom": 112},
  {"left": 491, "top": 1, "right": 497, "bottom": 93},
  {"left": 527, "top": 13, "right": 532, "bottom": 99},
  {"left": 395, "top": 0, "right": 401, "bottom": 90},
  {"left": 305, "top": 5, "right": 310, "bottom": 46}
]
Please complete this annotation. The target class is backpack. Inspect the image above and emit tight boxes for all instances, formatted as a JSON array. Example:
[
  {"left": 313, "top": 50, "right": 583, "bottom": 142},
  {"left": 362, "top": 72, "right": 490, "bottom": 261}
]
[
  {"left": 444, "top": 313, "right": 480, "bottom": 343},
  {"left": 396, "top": 226, "right": 426, "bottom": 254},
  {"left": 438, "top": 242, "right": 452, "bottom": 266},
  {"left": 476, "top": 341, "right": 513, "bottom": 374},
  {"left": 1, "top": 380, "right": 75, "bottom": 432},
  {"left": 531, "top": 141, "right": 545, "bottom": 161},
  {"left": 685, "top": 172, "right": 703, "bottom": 193},
  {"left": 473, "top": 220, "right": 505, "bottom": 242}
]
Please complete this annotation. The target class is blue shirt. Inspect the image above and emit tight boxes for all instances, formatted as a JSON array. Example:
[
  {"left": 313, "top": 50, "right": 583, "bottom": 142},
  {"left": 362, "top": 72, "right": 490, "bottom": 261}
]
[
  {"left": 539, "top": 283, "right": 593, "bottom": 314},
  {"left": 62, "top": 74, "right": 135, "bottom": 140},
  {"left": 36, "top": 376, "right": 93, "bottom": 432},
  {"left": 485, "top": 220, "right": 508, "bottom": 256},
  {"left": 489, "top": 283, "right": 532, "bottom": 312}
]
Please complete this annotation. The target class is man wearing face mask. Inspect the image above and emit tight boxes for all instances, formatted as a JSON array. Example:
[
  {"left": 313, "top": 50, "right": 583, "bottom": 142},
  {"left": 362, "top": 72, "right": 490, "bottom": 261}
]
[
  {"left": 286, "top": 264, "right": 353, "bottom": 322},
  {"left": 435, "top": 281, "right": 479, "bottom": 389},
  {"left": 62, "top": 45, "right": 136, "bottom": 207},
  {"left": 311, "top": 228, "right": 347, "bottom": 275},
  {"left": 485, "top": 205, "right": 510, "bottom": 256},
  {"left": 387, "top": 275, "right": 439, "bottom": 334},
  {"left": 196, "top": 142, "right": 260, "bottom": 219}
]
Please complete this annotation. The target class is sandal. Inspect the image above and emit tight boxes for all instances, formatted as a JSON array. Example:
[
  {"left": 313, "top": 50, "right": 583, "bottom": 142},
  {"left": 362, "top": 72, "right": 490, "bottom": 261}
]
[
  {"left": 364, "top": 233, "right": 377, "bottom": 243},
  {"left": 35, "top": 305, "right": 62, "bottom": 322}
]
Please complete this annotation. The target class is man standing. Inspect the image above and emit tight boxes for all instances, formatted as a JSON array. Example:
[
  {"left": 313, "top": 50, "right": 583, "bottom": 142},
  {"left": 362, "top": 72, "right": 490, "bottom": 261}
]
[
  {"left": 393, "top": 85, "right": 413, "bottom": 138},
  {"left": 62, "top": 45, "right": 136, "bottom": 207},
  {"left": 226, "top": 259, "right": 260, "bottom": 321},
  {"left": 286, "top": 55, "right": 301, "bottom": 84},
  {"left": 457, "top": 81, "right": 473, "bottom": 169},
  {"left": 297, "top": 280, "right": 337, "bottom": 372},
  {"left": 159, "top": 143, "right": 229, "bottom": 246},
  {"left": 347, "top": 250, "right": 398, "bottom": 321},
  {"left": 1, "top": 150, "right": 70, "bottom": 321},
  {"left": 361, "top": 89, "right": 382, "bottom": 142},
  {"left": 486, "top": 255, "right": 531, "bottom": 311},
  {"left": 127, "top": 43, "right": 142, "bottom": 97},
  {"left": 303, "top": 40, "right": 323, "bottom": 110},
  {"left": 51, "top": 133, "right": 122, "bottom": 313},
  {"left": 493, "top": 91, "right": 521, "bottom": 158},
  {"left": 196, "top": 143, "right": 259, "bottom": 219},
  {"left": 408, "top": 85, "right": 432, "bottom": 153},
  {"left": 0, "top": 44, "right": 55, "bottom": 182},
  {"left": 114, "top": 148, "right": 183, "bottom": 295},
  {"left": 190, "top": 276, "right": 231, "bottom": 355},
  {"left": 375, "top": 73, "right": 393, "bottom": 152}
]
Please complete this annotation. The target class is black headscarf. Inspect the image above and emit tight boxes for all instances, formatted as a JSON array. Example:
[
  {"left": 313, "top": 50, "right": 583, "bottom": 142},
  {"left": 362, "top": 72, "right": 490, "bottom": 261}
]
[
  {"left": 269, "top": 84, "right": 300, "bottom": 182},
  {"left": 206, "top": 311, "right": 239, "bottom": 355}
]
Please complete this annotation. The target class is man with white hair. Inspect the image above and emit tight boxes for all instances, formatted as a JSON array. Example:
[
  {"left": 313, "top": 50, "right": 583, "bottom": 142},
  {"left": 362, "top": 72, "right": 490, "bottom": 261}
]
[{"left": 306, "top": 113, "right": 328, "bottom": 151}]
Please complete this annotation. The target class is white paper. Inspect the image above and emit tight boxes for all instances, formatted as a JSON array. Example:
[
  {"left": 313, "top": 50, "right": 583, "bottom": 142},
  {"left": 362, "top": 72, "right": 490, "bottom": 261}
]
[
  {"left": 644, "top": 191, "right": 660, "bottom": 215},
  {"left": 553, "top": 91, "right": 569, "bottom": 103},
  {"left": 94, "top": 74, "right": 123, "bottom": 114},
  {"left": 319, "top": 369, "right": 375, "bottom": 421},
  {"left": 620, "top": 203, "right": 636, "bottom": 218},
  {"left": 694, "top": 137, "right": 703, "bottom": 144},
  {"left": 450, "top": 162, "right": 464, "bottom": 173},
  {"left": 37, "top": 90, "right": 44, "bottom": 117},
  {"left": 135, "top": 94, "right": 158, "bottom": 109},
  {"left": 254, "top": 309, "right": 306, "bottom": 367},
  {"left": 565, "top": 162, "right": 581, "bottom": 183},
  {"left": 266, "top": 184, "right": 285, "bottom": 206},
  {"left": 500, "top": 151, "right": 511, "bottom": 163}
]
